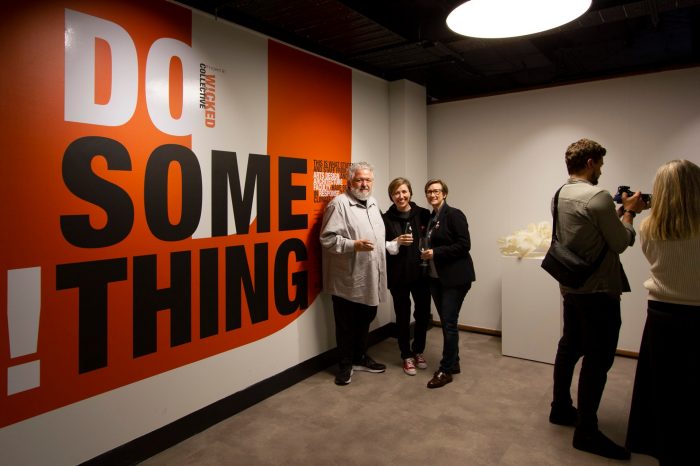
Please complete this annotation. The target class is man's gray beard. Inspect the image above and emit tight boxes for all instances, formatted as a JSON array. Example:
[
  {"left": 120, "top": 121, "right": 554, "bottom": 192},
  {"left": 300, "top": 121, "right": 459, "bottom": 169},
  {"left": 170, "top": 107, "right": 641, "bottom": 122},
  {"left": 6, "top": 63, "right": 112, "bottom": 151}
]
[{"left": 350, "top": 186, "right": 371, "bottom": 201}]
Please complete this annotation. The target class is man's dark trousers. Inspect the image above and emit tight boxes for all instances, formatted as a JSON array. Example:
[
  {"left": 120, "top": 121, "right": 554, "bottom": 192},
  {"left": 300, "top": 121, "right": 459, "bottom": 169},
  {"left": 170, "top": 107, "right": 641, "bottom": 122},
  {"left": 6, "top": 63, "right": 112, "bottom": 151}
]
[
  {"left": 552, "top": 292, "right": 622, "bottom": 431},
  {"left": 332, "top": 295, "right": 377, "bottom": 368}
]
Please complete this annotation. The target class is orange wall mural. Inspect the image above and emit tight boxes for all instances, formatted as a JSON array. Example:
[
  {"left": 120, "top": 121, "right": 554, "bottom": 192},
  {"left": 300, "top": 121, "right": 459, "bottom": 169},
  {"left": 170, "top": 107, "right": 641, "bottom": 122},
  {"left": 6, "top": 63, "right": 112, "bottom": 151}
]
[{"left": 0, "top": 0, "right": 351, "bottom": 427}]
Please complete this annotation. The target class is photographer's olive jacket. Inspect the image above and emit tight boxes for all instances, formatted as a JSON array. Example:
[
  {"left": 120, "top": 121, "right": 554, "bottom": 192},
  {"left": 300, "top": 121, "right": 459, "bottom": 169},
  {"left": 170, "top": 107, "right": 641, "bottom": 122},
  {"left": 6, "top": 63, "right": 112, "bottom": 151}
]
[
  {"left": 554, "top": 179, "right": 636, "bottom": 295},
  {"left": 320, "top": 191, "right": 388, "bottom": 306}
]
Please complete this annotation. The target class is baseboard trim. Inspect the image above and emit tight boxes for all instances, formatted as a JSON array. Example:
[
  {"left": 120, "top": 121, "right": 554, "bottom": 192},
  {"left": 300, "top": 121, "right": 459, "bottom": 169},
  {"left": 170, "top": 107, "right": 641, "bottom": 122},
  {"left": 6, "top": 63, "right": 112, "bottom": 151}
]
[
  {"left": 431, "top": 320, "right": 502, "bottom": 337},
  {"left": 432, "top": 321, "right": 639, "bottom": 358},
  {"left": 458, "top": 324, "right": 502, "bottom": 337},
  {"left": 81, "top": 323, "right": 395, "bottom": 466},
  {"left": 615, "top": 348, "right": 639, "bottom": 358}
]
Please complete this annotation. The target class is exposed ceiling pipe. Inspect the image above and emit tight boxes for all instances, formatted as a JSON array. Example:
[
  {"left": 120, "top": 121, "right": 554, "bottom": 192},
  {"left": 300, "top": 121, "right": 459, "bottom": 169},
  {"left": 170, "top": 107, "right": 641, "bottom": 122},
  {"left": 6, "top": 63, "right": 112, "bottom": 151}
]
[{"left": 648, "top": 0, "right": 660, "bottom": 27}]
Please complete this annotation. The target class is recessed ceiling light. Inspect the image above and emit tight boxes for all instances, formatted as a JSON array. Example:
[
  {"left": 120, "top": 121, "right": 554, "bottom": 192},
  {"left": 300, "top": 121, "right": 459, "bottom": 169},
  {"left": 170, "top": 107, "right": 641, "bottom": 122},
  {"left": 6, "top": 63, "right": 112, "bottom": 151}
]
[{"left": 447, "top": 0, "right": 592, "bottom": 39}]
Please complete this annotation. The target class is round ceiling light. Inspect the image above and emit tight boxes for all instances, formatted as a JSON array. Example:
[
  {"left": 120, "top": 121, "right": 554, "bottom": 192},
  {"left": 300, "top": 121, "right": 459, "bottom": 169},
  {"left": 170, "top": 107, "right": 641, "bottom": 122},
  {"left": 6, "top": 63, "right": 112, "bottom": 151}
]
[{"left": 447, "top": 0, "right": 592, "bottom": 39}]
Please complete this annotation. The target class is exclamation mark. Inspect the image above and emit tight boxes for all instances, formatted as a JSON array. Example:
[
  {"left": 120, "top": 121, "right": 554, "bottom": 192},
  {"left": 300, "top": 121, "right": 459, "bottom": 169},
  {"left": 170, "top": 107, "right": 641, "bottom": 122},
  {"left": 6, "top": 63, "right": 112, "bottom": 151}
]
[{"left": 7, "top": 267, "right": 41, "bottom": 395}]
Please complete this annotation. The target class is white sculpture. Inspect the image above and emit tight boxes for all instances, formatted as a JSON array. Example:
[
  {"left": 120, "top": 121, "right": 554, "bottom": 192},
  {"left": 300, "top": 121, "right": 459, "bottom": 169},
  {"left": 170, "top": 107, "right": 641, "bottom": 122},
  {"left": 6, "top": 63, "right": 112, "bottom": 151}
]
[{"left": 498, "top": 222, "right": 552, "bottom": 258}]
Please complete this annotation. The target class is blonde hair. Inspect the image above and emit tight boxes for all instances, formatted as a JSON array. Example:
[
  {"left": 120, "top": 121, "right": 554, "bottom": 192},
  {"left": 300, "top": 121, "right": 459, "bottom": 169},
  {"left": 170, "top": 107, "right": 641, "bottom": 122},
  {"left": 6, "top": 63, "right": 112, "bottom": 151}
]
[{"left": 641, "top": 159, "right": 700, "bottom": 240}]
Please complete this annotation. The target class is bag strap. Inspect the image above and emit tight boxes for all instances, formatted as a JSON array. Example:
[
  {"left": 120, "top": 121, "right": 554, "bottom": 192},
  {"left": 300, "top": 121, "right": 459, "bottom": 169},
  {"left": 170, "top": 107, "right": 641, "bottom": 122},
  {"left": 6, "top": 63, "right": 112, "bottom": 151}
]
[
  {"left": 551, "top": 184, "right": 608, "bottom": 269},
  {"left": 551, "top": 185, "right": 564, "bottom": 241}
]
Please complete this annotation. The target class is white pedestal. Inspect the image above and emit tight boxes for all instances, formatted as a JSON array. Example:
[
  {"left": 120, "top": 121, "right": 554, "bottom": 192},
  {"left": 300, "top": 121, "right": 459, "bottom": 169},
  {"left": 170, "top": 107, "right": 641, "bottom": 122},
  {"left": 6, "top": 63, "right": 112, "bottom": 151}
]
[{"left": 501, "top": 256, "right": 562, "bottom": 364}]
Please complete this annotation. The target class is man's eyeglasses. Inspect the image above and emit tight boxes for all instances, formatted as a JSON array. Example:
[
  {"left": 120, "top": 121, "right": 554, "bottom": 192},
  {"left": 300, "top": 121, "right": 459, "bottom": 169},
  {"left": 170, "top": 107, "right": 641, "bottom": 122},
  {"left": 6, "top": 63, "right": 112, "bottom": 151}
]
[
  {"left": 426, "top": 189, "right": 442, "bottom": 195},
  {"left": 352, "top": 178, "right": 373, "bottom": 184}
]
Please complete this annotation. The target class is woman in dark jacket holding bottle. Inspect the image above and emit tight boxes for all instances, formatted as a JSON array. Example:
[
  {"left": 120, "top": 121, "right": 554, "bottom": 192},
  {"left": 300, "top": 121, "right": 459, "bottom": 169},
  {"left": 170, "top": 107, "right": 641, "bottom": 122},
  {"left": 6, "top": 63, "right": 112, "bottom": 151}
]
[
  {"left": 383, "top": 177, "right": 432, "bottom": 376},
  {"left": 420, "top": 178, "right": 476, "bottom": 389}
]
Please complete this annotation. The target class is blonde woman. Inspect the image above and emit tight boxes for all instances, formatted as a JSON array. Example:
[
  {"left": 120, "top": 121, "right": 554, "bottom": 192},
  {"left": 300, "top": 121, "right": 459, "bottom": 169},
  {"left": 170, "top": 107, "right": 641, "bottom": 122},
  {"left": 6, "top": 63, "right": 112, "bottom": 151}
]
[{"left": 626, "top": 160, "right": 700, "bottom": 464}]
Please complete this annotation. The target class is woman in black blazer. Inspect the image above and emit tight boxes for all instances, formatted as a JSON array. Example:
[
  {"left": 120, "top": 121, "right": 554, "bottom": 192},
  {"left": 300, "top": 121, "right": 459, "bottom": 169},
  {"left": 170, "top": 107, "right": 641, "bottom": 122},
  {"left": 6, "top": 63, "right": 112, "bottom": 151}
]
[{"left": 420, "top": 179, "right": 476, "bottom": 388}]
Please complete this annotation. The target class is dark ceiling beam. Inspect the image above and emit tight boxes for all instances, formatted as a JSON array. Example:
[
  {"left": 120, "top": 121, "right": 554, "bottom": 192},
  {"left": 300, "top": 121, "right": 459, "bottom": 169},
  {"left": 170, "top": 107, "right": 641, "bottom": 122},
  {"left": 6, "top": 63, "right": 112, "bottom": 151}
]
[{"left": 176, "top": 0, "right": 700, "bottom": 101}]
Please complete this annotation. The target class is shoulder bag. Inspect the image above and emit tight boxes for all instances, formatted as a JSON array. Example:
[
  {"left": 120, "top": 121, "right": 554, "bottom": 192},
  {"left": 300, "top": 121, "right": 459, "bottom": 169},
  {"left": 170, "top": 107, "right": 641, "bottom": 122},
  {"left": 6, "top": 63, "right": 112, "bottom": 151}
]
[{"left": 541, "top": 185, "right": 608, "bottom": 288}]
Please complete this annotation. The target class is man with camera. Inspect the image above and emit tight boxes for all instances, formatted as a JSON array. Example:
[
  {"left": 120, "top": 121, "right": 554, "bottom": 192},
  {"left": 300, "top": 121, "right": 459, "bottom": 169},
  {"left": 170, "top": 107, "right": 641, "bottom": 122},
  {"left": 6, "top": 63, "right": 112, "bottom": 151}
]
[{"left": 548, "top": 139, "right": 648, "bottom": 460}]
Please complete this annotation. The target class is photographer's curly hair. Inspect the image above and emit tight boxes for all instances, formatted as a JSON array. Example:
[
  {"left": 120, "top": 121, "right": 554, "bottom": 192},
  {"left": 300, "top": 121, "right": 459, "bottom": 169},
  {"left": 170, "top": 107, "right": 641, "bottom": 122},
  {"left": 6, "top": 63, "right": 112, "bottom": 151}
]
[
  {"left": 641, "top": 159, "right": 700, "bottom": 241},
  {"left": 565, "top": 138, "right": 606, "bottom": 174}
]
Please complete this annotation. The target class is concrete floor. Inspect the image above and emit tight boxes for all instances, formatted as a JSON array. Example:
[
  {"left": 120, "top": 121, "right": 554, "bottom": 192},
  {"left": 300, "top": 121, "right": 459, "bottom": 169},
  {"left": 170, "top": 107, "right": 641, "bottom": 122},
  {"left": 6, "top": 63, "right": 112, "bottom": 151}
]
[{"left": 140, "top": 329, "right": 657, "bottom": 465}]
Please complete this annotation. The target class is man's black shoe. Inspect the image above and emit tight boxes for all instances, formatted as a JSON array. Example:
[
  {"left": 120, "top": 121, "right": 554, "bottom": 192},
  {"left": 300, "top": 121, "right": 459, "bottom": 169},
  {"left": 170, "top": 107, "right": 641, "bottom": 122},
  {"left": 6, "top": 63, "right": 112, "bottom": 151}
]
[
  {"left": 334, "top": 367, "right": 352, "bottom": 386},
  {"left": 549, "top": 404, "right": 577, "bottom": 426},
  {"left": 352, "top": 355, "right": 386, "bottom": 373},
  {"left": 427, "top": 370, "right": 453, "bottom": 388},
  {"left": 573, "top": 430, "right": 631, "bottom": 460}
]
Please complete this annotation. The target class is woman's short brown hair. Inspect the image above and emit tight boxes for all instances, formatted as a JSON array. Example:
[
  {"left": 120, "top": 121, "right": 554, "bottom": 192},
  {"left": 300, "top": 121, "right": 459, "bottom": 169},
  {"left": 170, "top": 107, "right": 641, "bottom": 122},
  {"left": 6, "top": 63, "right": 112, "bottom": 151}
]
[
  {"left": 424, "top": 178, "right": 448, "bottom": 196},
  {"left": 388, "top": 177, "right": 413, "bottom": 201}
]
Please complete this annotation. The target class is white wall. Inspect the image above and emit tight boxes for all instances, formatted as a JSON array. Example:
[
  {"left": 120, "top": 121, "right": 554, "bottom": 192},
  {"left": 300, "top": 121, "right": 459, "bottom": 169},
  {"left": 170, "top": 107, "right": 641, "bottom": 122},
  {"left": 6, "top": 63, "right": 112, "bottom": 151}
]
[
  {"left": 1, "top": 16, "right": 396, "bottom": 466},
  {"left": 2, "top": 76, "right": 395, "bottom": 466},
  {"left": 7, "top": 7, "right": 696, "bottom": 462},
  {"left": 351, "top": 76, "right": 429, "bottom": 328},
  {"left": 1, "top": 305, "right": 337, "bottom": 465},
  {"left": 389, "top": 79, "right": 429, "bottom": 209},
  {"left": 351, "top": 70, "right": 395, "bottom": 326},
  {"left": 428, "top": 66, "right": 700, "bottom": 352}
]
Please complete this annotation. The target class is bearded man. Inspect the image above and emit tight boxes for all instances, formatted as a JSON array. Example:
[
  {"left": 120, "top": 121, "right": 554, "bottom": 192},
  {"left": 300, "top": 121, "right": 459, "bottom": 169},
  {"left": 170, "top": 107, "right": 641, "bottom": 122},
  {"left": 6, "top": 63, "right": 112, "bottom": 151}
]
[{"left": 320, "top": 161, "right": 392, "bottom": 386}]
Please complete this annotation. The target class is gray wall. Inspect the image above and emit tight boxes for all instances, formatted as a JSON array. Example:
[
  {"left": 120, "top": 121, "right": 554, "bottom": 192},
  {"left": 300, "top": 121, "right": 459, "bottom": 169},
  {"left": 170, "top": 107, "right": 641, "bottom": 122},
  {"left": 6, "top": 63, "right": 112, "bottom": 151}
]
[{"left": 427, "top": 66, "right": 700, "bottom": 352}]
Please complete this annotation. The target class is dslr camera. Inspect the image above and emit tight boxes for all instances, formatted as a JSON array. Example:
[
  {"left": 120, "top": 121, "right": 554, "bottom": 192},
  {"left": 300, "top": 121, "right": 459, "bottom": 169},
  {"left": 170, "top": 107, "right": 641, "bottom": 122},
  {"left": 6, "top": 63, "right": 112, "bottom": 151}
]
[{"left": 613, "top": 186, "right": 652, "bottom": 204}]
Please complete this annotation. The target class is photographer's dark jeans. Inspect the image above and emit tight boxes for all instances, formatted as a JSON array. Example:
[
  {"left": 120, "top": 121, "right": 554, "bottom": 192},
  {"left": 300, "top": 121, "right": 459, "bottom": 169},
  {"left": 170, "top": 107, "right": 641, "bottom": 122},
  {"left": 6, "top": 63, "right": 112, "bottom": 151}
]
[
  {"left": 429, "top": 279, "right": 471, "bottom": 373},
  {"left": 552, "top": 292, "right": 621, "bottom": 432},
  {"left": 390, "top": 282, "right": 431, "bottom": 359}
]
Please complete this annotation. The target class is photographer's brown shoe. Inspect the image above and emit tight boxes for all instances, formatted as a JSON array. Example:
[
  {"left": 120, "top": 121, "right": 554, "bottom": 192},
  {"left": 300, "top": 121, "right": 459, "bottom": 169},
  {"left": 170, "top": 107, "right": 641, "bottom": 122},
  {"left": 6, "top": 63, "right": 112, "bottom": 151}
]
[{"left": 427, "top": 371, "right": 452, "bottom": 389}]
